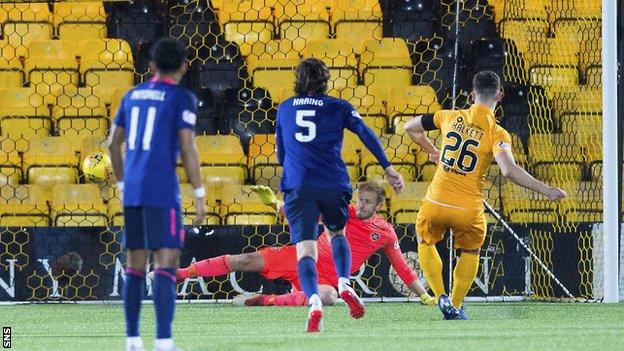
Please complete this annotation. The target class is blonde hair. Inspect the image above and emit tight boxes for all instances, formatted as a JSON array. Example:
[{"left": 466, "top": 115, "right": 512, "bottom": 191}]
[{"left": 357, "top": 181, "right": 386, "bottom": 205}]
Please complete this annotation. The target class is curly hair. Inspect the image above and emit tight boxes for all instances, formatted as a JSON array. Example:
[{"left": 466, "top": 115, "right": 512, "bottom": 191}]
[{"left": 294, "top": 58, "right": 330, "bottom": 96}]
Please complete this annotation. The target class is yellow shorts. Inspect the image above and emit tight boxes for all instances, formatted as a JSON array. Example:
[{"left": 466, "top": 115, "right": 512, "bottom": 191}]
[{"left": 416, "top": 199, "right": 486, "bottom": 250}]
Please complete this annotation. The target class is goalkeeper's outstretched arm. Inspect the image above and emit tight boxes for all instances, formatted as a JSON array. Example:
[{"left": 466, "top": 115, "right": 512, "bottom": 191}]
[
  {"left": 251, "top": 185, "right": 284, "bottom": 214},
  {"left": 494, "top": 149, "right": 567, "bottom": 201}
]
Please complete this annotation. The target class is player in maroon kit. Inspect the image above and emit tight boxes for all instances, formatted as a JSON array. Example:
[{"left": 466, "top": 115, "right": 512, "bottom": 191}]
[{"left": 175, "top": 182, "right": 435, "bottom": 311}]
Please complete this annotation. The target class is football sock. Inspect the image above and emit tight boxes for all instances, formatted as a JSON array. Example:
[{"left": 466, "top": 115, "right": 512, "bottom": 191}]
[
  {"left": 261, "top": 291, "right": 307, "bottom": 306},
  {"left": 177, "top": 255, "right": 232, "bottom": 279},
  {"left": 153, "top": 268, "right": 177, "bottom": 340},
  {"left": 123, "top": 267, "right": 145, "bottom": 337},
  {"left": 331, "top": 235, "right": 352, "bottom": 281},
  {"left": 451, "top": 252, "right": 479, "bottom": 309},
  {"left": 418, "top": 243, "right": 445, "bottom": 298},
  {"left": 297, "top": 256, "right": 319, "bottom": 299}
]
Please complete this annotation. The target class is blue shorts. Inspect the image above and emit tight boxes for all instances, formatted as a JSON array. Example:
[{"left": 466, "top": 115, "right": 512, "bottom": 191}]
[
  {"left": 123, "top": 206, "right": 184, "bottom": 251},
  {"left": 283, "top": 187, "right": 352, "bottom": 243}
]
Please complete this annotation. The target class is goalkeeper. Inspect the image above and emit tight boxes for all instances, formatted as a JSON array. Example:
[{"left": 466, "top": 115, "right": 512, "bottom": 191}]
[{"left": 176, "top": 181, "right": 435, "bottom": 308}]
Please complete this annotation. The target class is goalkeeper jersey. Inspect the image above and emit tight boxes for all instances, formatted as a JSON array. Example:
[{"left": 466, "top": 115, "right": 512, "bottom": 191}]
[{"left": 113, "top": 78, "right": 198, "bottom": 208}]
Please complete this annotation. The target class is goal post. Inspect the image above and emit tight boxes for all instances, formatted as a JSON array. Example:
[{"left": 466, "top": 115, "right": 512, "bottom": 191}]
[{"left": 601, "top": 0, "right": 620, "bottom": 303}]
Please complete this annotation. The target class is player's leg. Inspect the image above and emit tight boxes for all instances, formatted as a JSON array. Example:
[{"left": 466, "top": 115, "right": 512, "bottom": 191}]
[
  {"left": 234, "top": 284, "right": 337, "bottom": 307},
  {"left": 319, "top": 190, "right": 365, "bottom": 318},
  {"left": 122, "top": 207, "right": 148, "bottom": 351},
  {"left": 177, "top": 252, "right": 265, "bottom": 281},
  {"left": 415, "top": 201, "right": 447, "bottom": 300},
  {"left": 449, "top": 210, "right": 486, "bottom": 319},
  {"left": 147, "top": 207, "right": 184, "bottom": 351},
  {"left": 284, "top": 188, "right": 323, "bottom": 332}
]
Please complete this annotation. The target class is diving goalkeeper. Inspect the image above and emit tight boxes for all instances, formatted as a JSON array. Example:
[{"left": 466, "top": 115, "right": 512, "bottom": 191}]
[{"left": 176, "top": 181, "right": 435, "bottom": 309}]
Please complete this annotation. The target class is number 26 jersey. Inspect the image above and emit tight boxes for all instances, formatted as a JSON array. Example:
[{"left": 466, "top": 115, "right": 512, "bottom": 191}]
[{"left": 427, "top": 104, "right": 512, "bottom": 208}]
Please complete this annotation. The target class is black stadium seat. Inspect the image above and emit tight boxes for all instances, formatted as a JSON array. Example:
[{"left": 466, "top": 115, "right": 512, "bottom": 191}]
[{"left": 384, "top": 0, "right": 436, "bottom": 40}]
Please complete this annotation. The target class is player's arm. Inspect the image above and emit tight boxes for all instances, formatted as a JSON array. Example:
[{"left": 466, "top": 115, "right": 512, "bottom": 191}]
[
  {"left": 275, "top": 112, "right": 285, "bottom": 166},
  {"left": 108, "top": 124, "right": 125, "bottom": 186},
  {"left": 494, "top": 149, "right": 567, "bottom": 201},
  {"left": 404, "top": 114, "right": 440, "bottom": 163},
  {"left": 344, "top": 106, "right": 404, "bottom": 193},
  {"left": 179, "top": 128, "right": 206, "bottom": 225},
  {"left": 383, "top": 230, "right": 435, "bottom": 306}
]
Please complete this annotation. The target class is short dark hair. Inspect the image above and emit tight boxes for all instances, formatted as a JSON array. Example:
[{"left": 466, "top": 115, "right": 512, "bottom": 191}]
[
  {"left": 294, "top": 58, "right": 330, "bottom": 95},
  {"left": 472, "top": 71, "right": 501, "bottom": 99},
  {"left": 357, "top": 181, "right": 386, "bottom": 206},
  {"left": 149, "top": 38, "right": 187, "bottom": 74}
]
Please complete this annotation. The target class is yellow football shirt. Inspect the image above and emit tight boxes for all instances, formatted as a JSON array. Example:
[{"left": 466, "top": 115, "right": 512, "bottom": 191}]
[{"left": 426, "top": 104, "right": 512, "bottom": 208}]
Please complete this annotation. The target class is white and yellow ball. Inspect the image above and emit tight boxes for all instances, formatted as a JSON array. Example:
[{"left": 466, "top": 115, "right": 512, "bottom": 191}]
[{"left": 82, "top": 151, "right": 112, "bottom": 183}]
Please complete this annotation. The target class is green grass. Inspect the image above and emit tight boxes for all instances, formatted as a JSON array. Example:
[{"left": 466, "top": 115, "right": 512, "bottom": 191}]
[{"left": 2, "top": 302, "right": 623, "bottom": 351}]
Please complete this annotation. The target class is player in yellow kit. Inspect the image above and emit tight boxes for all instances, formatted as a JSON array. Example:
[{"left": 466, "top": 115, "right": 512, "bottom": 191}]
[{"left": 404, "top": 71, "right": 567, "bottom": 320}]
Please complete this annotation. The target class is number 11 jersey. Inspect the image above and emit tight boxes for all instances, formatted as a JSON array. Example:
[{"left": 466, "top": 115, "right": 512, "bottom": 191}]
[
  {"left": 427, "top": 104, "right": 512, "bottom": 208},
  {"left": 113, "top": 79, "right": 197, "bottom": 207},
  {"left": 276, "top": 93, "right": 366, "bottom": 192}
]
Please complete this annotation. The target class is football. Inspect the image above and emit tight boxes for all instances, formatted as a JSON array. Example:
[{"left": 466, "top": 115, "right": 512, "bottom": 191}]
[{"left": 82, "top": 151, "right": 112, "bottom": 183}]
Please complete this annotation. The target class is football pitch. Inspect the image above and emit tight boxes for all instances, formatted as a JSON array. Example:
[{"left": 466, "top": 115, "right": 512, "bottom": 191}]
[{"left": 2, "top": 302, "right": 623, "bottom": 351}]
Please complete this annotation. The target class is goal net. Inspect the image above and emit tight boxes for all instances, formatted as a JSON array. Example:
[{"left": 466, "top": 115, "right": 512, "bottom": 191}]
[{"left": 0, "top": 0, "right": 620, "bottom": 303}]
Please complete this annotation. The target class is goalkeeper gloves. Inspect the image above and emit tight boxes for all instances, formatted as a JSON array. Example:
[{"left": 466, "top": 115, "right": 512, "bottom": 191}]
[
  {"left": 250, "top": 185, "right": 282, "bottom": 209},
  {"left": 419, "top": 293, "right": 436, "bottom": 306}
]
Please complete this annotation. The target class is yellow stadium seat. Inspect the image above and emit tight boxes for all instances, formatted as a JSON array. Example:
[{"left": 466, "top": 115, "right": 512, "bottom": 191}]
[
  {"left": 248, "top": 133, "right": 282, "bottom": 189},
  {"left": 359, "top": 38, "right": 412, "bottom": 68},
  {"left": 552, "top": 18, "right": 601, "bottom": 45},
  {"left": 1, "top": 116, "right": 51, "bottom": 139},
  {"left": 387, "top": 85, "right": 441, "bottom": 129},
  {"left": 26, "top": 40, "right": 77, "bottom": 62},
  {"left": 195, "top": 135, "right": 247, "bottom": 165},
  {"left": 303, "top": 39, "right": 357, "bottom": 67},
  {"left": 0, "top": 57, "right": 23, "bottom": 87},
  {"left": 560, "top": 180, "right": 602, "bottom": 222},
  {"left": 0, "top": 184, "right": 50, "bottom": 226},
  {"left": 247, "top": 39, "right": 301, "bottom": 72},
  {"left": 253, "top": 68, "right": 296, "bottom": 103},
  {"left": 560, "top": 114, "right": 602, "bottom": 160},
  {"left": 550, "top": 87, "right": 602, "bottom": 120},
  {"left": 276, "top": 1, "right": 330, "bottom": 52},
  {"left": 580, "top": 37, "right": 601, "bottom": 72},
  {"left": 29, "top": 166, "right": 79, "bottom": 196},
  {"left": 508, "top": 133, "right": 527, "bottom": 165},
  {"left": 362, "top": 116, "right": 387, "bottom": 136},
  {"left": 389, "top": 181, "right": 429, "bottom": 223},
  {"left": 340, "top": 85, "right": 385, "bottom": 115},
  {"left": 23, "top": 136, "right": 78, "bottom": 169},
  {"left": 78, "top": 38, "right": 134, "bottom": 68},
  {"left": 532, "top": 161, "right": 584, "bottom": 182},
  {"left": 363, "top": 68, "right": 413, "bottom": 92},
  {"left": 2, "top": 22, "right": 54, "bottom": 57},
  {"left": 53, "top": 1, "right": 106, "bottom": 26},
  {"left": 550, "top": 1, "right": 602, "bottom": 19},
  {"left": 499, "top": 19, "right": 548, "bottom": 52},
  {"left": 330, "top": 0, "right": 382, "bottom": 21},
  {"left": 362, "top": 134, "right": 417, "bottom": 182},
  {"left": 0, "top": 135, "right": 25, "bottom": 162},
  {"left": 528, "top": 133, "right": 583, "bottom": 163},
  {"left": 85, "top": 70, "right": 135, "bottom": 90},
  {"left": 524, "top": 38, "right": 578, "bottom": 69},
  {"left": 224, "top": 22, "right": 273, "bottom": 57},
  {"left": 342, "top": 131, "right": 363, "bottom": 182},
  {"left": 496, "top": 0, "right": 547, "bottom": 20},
  {"left": 529, "top": 66, "right": 579, "bottom": 96},
  {"left": 0, "top": 3, "right": 51, "bottom": 23},
  {"left": 217, "top": 0, "right": 274, "bottom": 24},
  {"left": 107, "top": 196, "right": 124, "bottom": 226},
  {"left": 179, "top": 183, "right": 221, "bottom": 225},
  {"left": 585, "top": 65, "right": 601, "bottom": 89},
  {"left": 0, "top": 165, "right": 21, "bottom": 186},
  {"left": 51, "top": 184, "right": 107, "bottom": 226},
  {"left": 589, "top": 161, "right": 602, "bottom": 180},
  {"left": 502, "top": 182, "right": 557, "bottom": 223},
  {"left": 220, "top": 183, "right": 277, "bottom": 225},
  {"left": 0, "top": 39, "right": 17, "bottom": 60},
  {"left": 247, "top": 134, "right": 282, "bottom": 189},
  {"left": 200, "top": 166, "right": 246, "bottom": 186},
  {"left": 58, "top": 23, "right": 107, "bottom": 41},
  {"left": 334, "top": 22, "right": 382, "bottom": 48}
]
